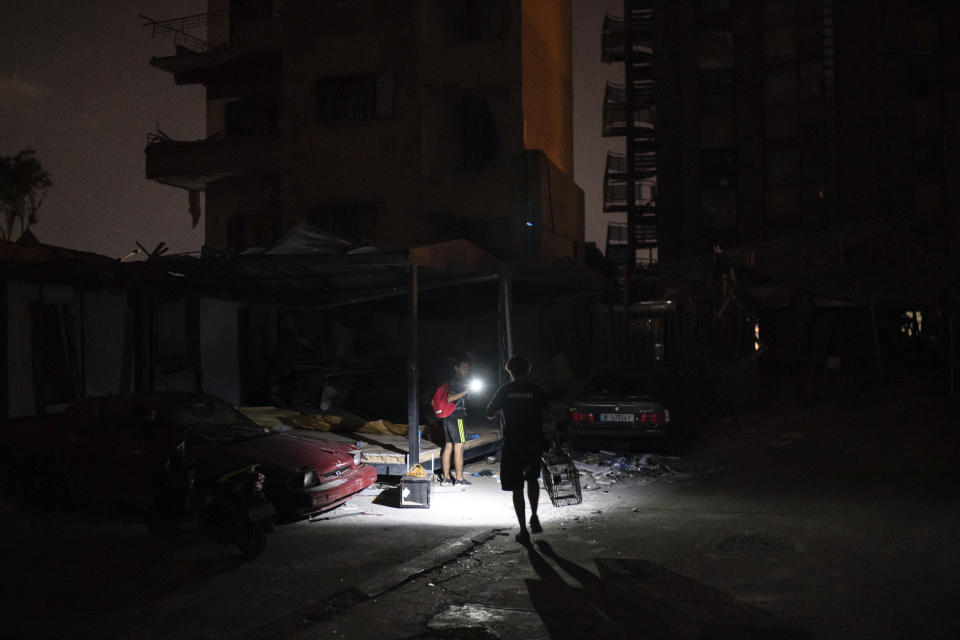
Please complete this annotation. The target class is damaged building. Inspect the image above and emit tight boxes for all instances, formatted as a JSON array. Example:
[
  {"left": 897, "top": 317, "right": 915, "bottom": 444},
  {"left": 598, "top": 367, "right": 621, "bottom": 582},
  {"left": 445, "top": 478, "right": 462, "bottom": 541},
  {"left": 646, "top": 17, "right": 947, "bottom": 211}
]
[{"left": 593, "top": 0, "right": 960, "bottom": 402}]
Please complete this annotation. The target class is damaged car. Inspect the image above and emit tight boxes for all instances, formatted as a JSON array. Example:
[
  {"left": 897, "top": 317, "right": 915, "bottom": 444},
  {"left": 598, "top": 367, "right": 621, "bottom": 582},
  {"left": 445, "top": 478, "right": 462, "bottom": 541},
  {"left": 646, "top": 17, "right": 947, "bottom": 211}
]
[{"left": 4, "top": 392, "right": 377, "bottom": 521}]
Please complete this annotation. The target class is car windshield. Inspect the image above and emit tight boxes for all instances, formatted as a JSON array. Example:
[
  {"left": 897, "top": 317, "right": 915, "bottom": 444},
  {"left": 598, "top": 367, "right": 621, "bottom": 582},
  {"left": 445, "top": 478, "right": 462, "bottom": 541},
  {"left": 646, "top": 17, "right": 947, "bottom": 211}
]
[
  {"left": 581, "top": 374, "right": 669, "bottom": 398},
  {"left": 167, "top": 399, "right": 268, "bottom": 444}
]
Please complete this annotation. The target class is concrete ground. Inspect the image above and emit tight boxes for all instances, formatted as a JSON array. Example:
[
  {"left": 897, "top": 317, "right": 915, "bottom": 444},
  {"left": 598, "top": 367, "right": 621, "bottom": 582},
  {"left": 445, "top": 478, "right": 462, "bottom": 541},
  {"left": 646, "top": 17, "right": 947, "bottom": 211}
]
[{"left": 3, "top": 392, "right": 959, "bottom": 639}]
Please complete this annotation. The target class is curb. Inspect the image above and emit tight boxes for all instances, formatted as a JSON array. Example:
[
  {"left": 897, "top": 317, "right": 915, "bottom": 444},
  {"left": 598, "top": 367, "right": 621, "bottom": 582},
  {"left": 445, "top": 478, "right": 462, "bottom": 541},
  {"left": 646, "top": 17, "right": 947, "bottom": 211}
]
[
  {"left": 252, "top": 528, "right": 499, "bottom": 639},
  {"left": 354, "top": 527, "right": 496, "bottom": 598}
]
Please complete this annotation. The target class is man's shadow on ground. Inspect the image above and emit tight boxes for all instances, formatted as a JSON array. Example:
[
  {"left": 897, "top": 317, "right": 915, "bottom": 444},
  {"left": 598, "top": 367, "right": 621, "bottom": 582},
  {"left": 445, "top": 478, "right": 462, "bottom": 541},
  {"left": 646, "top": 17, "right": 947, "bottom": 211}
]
[{"left": 523, "top": 539, "right": 809, "bottom": 640}]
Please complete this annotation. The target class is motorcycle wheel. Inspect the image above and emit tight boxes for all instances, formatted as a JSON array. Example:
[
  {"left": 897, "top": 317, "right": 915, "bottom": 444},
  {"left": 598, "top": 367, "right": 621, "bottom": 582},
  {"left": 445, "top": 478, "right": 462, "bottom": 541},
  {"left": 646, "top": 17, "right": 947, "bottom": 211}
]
[{"left": 234, "top": 523, "right": 266, "bottom": 559}]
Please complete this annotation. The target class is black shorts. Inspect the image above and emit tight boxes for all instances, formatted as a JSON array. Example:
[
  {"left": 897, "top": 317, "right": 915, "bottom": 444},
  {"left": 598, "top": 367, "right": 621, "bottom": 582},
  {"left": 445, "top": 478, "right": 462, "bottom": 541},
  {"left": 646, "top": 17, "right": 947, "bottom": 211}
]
[
  {"left": 443, "top": 415, "right": 466, "bottom": 444},
  {"left": 500, "top": 444, "right": 542, "bottom": 491}
]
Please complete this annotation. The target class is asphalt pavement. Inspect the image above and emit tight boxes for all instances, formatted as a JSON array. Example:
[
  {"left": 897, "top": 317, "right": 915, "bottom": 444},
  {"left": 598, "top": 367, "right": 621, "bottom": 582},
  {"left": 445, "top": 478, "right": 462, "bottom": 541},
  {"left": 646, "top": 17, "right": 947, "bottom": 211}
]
[{"left": 3, "top": 392, "right": 960, "bottom": 639}]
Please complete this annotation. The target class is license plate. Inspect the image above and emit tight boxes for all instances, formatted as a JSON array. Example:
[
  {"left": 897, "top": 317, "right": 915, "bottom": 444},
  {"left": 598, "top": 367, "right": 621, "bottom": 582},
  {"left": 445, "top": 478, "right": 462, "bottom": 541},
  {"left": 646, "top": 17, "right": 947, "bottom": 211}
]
[
  {"left": 247, "top": 502, "right": 277, "bottom": 521},
  {"left": 600, "top": 413, "right": 634, "bottom": 422}
]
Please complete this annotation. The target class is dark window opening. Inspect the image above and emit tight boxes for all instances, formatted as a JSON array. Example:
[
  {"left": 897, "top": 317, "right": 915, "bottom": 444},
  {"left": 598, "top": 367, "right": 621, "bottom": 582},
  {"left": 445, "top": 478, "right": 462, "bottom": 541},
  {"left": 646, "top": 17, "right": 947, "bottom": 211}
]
[
  {"left": 309, "top": 203, "right": 377, "bottom": 246},
  {"left": 317, "top": 74, "right": 393, "bottom": 122},
  {"left": 462, "top": 95, "right": 500, "bottom": 170},
  {"left": 914, "top": 133, "right": 945, "bottom": 179},
  {"left": 32, "top": 303, "right": 77, "bottom": 409},
  {"left": 700, "top": 149, "right": 736, "bottom": 187},
  {"left": 701, "top": 188, "right": 737, "bottom": 229},
  {"left": 225, "top": 96, "right": 279, "bottom": 137},
  {"left": 423, "top": 211, "right": 463, "bottom": 243},
  {"left": 228, "top": 214, "right": 280, "bottom": 251},
  {"left": 462, "top": 0, "right": 505, "bottom": 40}
]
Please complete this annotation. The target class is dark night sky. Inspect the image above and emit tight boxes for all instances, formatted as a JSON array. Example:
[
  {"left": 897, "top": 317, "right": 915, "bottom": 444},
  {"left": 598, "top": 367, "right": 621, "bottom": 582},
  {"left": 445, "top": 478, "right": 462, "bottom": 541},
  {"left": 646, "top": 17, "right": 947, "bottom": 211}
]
[{"left": 1, "top": 0, "right": 619, "bottom": 258}]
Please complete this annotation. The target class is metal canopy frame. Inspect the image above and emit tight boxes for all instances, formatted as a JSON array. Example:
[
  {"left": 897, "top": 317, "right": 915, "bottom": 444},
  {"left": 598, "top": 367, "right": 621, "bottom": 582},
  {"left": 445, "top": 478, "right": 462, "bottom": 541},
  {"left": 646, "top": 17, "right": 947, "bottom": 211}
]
[{"left": 3, "top": 237, "right": 608, "bottom": 470}]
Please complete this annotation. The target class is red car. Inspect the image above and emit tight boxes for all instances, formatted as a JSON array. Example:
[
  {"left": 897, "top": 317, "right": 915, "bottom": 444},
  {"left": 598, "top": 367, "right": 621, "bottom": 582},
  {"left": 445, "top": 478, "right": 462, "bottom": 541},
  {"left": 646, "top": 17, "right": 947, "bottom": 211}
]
[{"left": 5, "top": 392, "right": 377, "bottom": 521}]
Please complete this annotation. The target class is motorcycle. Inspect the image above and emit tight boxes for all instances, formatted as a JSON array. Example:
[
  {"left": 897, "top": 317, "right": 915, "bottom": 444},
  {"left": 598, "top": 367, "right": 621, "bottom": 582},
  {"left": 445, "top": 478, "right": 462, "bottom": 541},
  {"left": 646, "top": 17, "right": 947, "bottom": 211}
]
[{"left": 147, "top": 439, "right": 277, "bottom": 558}]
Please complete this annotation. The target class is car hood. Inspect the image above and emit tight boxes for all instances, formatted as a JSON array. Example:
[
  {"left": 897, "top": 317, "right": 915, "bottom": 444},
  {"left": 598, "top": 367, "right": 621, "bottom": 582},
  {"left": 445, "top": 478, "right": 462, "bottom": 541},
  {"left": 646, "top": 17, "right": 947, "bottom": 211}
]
[{"left": 199, "top": 432, "right": 356, "bottom": 472}]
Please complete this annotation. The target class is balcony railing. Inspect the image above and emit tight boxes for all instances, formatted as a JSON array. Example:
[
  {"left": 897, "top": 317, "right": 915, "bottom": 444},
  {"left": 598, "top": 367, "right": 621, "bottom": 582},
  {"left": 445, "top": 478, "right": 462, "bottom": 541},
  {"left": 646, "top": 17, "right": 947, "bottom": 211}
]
[
  {"left": 606, "top": 220, "right": 658, "bottom": 259},
  {"left": 603, "top": 82, "right": 656, "bottom": 136},
  {"left": 601, "top": 12, "right": 654, "bottom": 63},
  {"left": 605, "top": 151, "right": 657, "bottom": 179},
  {"left": 145, "top": 129, "right": 281, "bottom": 190},
  {"left": 141, "top": 1, "right": 284, "bottom": 53}
]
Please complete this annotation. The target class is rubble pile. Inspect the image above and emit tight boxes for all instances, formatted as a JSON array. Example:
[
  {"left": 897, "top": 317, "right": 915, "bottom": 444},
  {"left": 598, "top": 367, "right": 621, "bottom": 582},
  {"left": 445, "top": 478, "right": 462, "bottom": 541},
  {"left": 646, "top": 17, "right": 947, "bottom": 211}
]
[{"left": 571, "top": 451, "right": 725, "bottom": 490}]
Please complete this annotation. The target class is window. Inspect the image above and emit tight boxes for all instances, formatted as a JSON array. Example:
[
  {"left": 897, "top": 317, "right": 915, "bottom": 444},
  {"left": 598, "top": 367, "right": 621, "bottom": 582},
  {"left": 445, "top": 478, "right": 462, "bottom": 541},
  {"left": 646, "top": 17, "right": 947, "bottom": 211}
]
[
  {"left": 225, "top": 96, "right": 279, "bottom": 136},
  {"left": 462, "top": 0, "right": 505, "bottom": 40},
  {"left": 317, "top": 75, "right": 393, "bottom": 122},
  {"left": 228, "top": 214, "right": 279, "bottom": 250},
  {"left": 700, "top": 149, "right": 736, "bottom": 188},
  {"left": 462, "top": 95, "right": 500, "bottom": 170},
  {"left": 697, "top": 0, "right": 730, "bottom": 28},
  {"left": 422, "top": 0, "right": 505, "bottom": 41},
  {"left": 309, "top": 203, "right": 377, "bottom": 246},
  {"left": 766, "top": 148, "right": 799, "bottom": 186},
  {"left": 699, "top": 71, "right": 735, "bottom": 145},
  {"left": 702, "top": 188, "right": 737, "bottom": 229},
  {"left": 698, "top": 31, "right": 733, "bottom": 70}
]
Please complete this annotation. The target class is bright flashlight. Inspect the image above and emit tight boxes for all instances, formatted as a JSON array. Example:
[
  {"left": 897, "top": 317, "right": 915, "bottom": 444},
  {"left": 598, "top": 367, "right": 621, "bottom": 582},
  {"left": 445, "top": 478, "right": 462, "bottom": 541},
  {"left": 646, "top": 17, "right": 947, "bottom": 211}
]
[{"left": 468, "top": 378, "right": 484, "bottom": 393}]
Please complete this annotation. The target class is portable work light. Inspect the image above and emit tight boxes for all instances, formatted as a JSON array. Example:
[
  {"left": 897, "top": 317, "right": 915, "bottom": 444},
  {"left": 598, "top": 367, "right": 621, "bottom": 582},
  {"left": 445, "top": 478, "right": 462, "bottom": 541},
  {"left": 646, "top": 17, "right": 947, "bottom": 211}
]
[{"left": 468, "top": 378, "right": 484, "bottom": 393}]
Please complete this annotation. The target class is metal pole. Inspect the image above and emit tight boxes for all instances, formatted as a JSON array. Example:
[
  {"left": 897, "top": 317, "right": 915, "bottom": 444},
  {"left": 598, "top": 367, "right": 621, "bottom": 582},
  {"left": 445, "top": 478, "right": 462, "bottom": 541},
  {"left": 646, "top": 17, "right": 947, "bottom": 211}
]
[
  {"left": 870, "top": 302, "right": 883, "bottom": 385},
  {"left": 407, "top": 265, "right": 420, "bottom": 469},
  {"left": 502, "top": 273, "right": 514, "bottom": 359},
  {"left": 497, "top": 273, "right": 515, "bottom": 444},
  {"left": 950, "top": 313, "right": 956, "bottom": 401}
]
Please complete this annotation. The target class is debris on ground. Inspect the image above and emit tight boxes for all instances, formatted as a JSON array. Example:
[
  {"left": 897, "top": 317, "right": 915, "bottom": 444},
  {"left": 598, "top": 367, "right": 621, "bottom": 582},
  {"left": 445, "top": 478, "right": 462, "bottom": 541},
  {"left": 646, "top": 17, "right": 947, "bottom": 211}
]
[{"left": 571, "top": 451, "right": 726, "bottom": 489}]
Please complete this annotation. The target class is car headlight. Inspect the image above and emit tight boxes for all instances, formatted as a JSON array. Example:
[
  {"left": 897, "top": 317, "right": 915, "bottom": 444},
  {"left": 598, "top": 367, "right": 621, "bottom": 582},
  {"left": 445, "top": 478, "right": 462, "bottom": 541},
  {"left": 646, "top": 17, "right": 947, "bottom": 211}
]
[{"left": 300, "top": 468, "right": 317, "bottom": 488}]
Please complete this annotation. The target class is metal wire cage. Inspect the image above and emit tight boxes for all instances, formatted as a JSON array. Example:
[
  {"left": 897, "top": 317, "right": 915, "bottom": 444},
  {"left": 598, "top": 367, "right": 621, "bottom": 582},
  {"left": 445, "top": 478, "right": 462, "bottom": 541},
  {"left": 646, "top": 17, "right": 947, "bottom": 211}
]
[{"left": 540, "top": 449, "right": 582, "bottom": 507}]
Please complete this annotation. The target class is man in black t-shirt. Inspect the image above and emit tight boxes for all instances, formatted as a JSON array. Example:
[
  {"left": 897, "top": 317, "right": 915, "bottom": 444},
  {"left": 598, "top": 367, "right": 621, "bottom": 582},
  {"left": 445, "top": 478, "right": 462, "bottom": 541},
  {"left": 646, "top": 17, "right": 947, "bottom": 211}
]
[{"left": 486, "top": 355, "right": 556, "bottom": 544}]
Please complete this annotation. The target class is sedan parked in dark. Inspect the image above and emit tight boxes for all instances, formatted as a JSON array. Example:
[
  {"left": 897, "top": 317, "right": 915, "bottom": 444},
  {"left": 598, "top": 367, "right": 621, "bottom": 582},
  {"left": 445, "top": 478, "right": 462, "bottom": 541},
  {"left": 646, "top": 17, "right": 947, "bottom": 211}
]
[
  {"left": 4, "top": 392, "right": 377, "bottom": 521},
  {"left": 565, "top": 370, "right": 689, "bottom": 452}
]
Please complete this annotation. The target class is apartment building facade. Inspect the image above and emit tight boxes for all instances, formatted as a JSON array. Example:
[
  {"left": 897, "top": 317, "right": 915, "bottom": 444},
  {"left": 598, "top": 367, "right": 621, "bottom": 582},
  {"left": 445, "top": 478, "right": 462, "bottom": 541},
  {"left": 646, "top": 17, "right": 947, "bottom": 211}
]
[
  {"left": 144, "top": 0, "right": 584, "bottom": 264},
  {"left": 601, "top": 0, "right": 958, "bottom": 267}
]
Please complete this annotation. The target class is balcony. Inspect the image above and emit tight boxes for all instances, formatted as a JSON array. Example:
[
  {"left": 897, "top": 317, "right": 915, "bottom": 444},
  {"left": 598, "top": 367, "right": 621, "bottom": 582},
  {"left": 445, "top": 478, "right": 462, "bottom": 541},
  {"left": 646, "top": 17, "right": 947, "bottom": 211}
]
[
  {"left": 603, "top": 82, "right": 656, "bottom": 137},
  {"left": 606, "top": 219, "right": 658, "bottom": 268},
  {"left": 605, "top": 150, "right": 657, "bottom": 179},
  {"left": 601, "top": 10, "right": 654, "bottom": 64},
  {"left": 143, "top": 1, "right": 283, "bottom": 84},
  {"left": 604, "top": 152, "right": 657, "bottom": 213},
  {"left": 145, "top": 132, "right": 281, "bottom": 190}
]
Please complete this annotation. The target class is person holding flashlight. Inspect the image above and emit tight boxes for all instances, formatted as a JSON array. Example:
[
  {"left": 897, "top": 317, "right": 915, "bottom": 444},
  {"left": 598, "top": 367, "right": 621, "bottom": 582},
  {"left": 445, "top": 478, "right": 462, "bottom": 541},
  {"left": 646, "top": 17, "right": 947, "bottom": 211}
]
[
  {"left": 486, "top": 355, "right": 556, "bottom": 545},
  {"left": 441, "top": 353, "right": 473, "bottom": 487}
]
